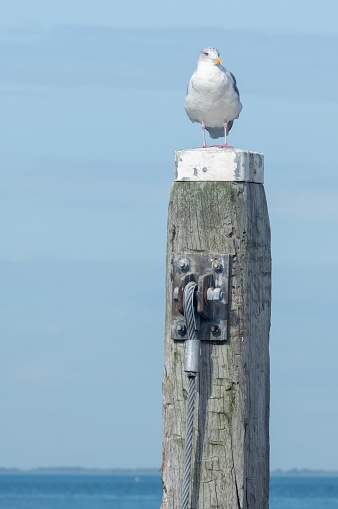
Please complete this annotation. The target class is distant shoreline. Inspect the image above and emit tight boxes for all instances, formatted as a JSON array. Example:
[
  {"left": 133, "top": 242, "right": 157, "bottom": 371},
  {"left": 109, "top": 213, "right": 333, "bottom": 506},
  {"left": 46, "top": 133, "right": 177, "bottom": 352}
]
[
  {"left": 0, "top": 468, "right": 161, "bottom": 476},
  {"left": 0, "top": 467, "right": 338, "bottom": 477},
  {"left": 271, "top": 469, "right": 338, "bottom": 478}
]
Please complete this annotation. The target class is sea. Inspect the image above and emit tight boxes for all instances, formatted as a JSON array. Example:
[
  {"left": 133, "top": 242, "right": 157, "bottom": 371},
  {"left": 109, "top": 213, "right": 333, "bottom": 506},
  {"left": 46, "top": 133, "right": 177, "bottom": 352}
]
[{"left": 1, "top": 474, "right": 338, "bottom": 509}]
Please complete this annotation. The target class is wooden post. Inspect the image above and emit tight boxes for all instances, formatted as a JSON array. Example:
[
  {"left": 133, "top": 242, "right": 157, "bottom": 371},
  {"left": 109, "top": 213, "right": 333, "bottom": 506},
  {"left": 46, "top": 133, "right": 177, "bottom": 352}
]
[{"left": 161, "top": 148, "right": 271, "bottom": 509}]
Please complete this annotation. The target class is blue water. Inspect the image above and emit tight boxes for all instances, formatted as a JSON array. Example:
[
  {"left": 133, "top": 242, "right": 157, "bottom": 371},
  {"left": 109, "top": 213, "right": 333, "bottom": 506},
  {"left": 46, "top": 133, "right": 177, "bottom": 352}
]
[
  {"left": 0, "top": 475, "right": 338, "bottom": 508},
  {"left": 0, "top": 475, "right": 161, "bottom": 509},
  {"left": 270, "top": 477, "right": 338, "bottom": 508}
]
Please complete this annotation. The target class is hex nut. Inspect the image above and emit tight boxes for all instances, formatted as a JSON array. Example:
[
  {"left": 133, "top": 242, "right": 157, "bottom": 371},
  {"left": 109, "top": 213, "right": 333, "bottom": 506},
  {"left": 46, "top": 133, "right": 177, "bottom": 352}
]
[
  {"left": 212, "top": 260, "right": 222, "bottom": 272},
  {"left": 176, "top": 323, "right": 187, "bottom": 335},
  {"left": 178, "top": 257, "right": 190, "bottom": 272}
]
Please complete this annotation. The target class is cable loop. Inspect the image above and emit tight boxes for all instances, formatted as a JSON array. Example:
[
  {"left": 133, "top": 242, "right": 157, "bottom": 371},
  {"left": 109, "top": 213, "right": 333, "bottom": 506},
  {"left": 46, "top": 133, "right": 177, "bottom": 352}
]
[{"left": 183, "top": 281, "right": 197, "bottom": 341}]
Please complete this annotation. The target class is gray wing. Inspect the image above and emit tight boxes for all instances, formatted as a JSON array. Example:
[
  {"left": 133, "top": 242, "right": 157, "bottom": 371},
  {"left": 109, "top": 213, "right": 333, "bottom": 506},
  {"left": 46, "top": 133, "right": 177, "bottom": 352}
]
[
  {"left": 229, "top": 72, "right": 240, "bottom": 99},
  {"left": 218, "top": 65, "right": 240, "bottom": 99}
]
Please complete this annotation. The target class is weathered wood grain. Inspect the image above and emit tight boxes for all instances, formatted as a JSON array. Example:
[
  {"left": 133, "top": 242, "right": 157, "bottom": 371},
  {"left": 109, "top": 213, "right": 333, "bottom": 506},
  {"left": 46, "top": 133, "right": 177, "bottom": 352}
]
[{"left": 161, "top": 181, "right": 271, "bottom": 509}]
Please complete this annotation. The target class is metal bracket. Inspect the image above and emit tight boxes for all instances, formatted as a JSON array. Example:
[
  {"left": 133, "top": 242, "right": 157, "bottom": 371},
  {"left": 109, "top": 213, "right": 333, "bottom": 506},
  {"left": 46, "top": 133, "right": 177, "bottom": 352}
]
[{"left": 172, "top": 253, "right": 230, "bottom": 342}]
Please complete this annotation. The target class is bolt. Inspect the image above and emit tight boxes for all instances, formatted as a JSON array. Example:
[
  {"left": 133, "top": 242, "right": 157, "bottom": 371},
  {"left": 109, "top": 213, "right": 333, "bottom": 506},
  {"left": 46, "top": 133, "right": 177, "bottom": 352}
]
[
  {"left": 212, "top": 260, "right": 222, "bottom": 272},
  {"left": 178, "top": 256, "right": 190, "bottom": 272},
  {"left": 176, "top": 323, "right": 186, "bottom": 336},
  {"left": 207, "top": 287, "right": 223, "bottom": 301},
  {"left": 210, "top": 324, "right": 219, "bottom": 334},
  {"left": 173, "top": 287, "right": 179, "bottom": 301}
]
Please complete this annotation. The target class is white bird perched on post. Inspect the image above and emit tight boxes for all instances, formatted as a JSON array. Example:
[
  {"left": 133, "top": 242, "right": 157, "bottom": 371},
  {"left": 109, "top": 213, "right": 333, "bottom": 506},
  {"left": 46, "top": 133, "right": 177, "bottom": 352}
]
[{"left": 184, "top": 47, "right": 242, "bottom": 148}]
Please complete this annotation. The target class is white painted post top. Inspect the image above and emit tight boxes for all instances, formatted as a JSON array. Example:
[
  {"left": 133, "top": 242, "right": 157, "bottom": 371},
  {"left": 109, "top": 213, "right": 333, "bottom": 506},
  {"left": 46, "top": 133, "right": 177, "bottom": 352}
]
[{"left": 175, "top": 148, "right": 264, "bottom": 183}]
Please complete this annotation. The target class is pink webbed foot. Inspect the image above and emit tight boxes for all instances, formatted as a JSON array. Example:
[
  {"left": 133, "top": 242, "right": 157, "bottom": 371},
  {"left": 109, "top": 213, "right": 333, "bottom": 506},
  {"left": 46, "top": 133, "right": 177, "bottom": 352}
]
[
  {"left": 214, "top": 143, "right": 234, "bottom": 149},
  {"left": 193, "top": 143, "right": 210, "bottom": 149}
]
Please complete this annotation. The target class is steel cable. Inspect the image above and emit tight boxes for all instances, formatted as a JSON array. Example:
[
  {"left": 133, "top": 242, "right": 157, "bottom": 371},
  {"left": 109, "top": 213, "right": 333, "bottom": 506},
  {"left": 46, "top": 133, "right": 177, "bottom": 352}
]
[
  {"left": 181, "top": 374, "right": 196, "bottom": 509},
  {"left": 181, "top": 281, "right": 198, "bottom": 509}
]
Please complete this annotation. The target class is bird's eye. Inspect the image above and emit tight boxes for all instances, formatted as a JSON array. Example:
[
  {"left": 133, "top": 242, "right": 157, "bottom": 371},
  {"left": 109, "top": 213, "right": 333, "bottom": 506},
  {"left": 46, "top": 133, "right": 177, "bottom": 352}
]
[{"left": 203, "top": 52, "right": 209, "bottom": 56}]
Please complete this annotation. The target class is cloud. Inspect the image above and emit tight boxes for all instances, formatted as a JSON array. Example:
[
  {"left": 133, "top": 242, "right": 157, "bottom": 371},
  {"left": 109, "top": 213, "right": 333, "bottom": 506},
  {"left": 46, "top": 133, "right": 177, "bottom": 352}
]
[
  {"left": 1, "top": 157, "right": 171, "bottom": 207},
  {"left": 269, "top": 182, "right": 338, "bottom": 223},
  {"left": 1, "top": 25, "right": 337, "bottom": 101}
]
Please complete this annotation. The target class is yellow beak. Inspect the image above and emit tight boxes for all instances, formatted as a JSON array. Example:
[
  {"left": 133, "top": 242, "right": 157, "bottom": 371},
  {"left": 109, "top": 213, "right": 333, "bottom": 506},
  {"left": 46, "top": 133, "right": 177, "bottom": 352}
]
[{"left": 213, "top": 57, "right": 222, "bottom": 65}]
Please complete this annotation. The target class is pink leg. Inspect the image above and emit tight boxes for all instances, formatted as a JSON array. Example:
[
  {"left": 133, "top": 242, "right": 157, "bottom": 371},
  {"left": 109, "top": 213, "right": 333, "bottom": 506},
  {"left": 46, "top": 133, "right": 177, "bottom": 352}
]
[
  {"left": 220, "top": 122, "right": 233, "bottom": 148},
  {"left": 201, "top": 122, "right": 208, "bottom": 148}
]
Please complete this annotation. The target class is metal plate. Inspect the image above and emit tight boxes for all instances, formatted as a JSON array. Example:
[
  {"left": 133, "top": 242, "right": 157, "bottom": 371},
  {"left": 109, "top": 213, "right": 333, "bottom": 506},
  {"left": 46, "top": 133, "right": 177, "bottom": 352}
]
[{"left": 171, "top": 253, "right": 230, "bottom": 342}]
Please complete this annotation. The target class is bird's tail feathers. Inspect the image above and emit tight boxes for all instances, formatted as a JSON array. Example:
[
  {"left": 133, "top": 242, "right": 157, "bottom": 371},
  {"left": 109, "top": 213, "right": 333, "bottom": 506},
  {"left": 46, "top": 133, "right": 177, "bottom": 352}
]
[
  {"left": 206, "top": 126, "right": 224, "bottom": 139},
  {"left": 206, "top": 121, "right": 234, "bottom": 139}
]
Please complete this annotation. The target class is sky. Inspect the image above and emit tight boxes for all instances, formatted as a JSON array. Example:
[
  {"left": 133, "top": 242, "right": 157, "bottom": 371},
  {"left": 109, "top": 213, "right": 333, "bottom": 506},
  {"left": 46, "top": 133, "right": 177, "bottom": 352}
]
[{"left": 0, "top": 0, "right": 338, "bottom": 471}]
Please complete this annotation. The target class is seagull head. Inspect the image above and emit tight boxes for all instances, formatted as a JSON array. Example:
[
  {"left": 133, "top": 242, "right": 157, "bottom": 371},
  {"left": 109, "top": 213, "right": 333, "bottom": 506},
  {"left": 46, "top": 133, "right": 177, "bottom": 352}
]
[{"left": 198, "top": 47, "right": 222, "bottom": 66}]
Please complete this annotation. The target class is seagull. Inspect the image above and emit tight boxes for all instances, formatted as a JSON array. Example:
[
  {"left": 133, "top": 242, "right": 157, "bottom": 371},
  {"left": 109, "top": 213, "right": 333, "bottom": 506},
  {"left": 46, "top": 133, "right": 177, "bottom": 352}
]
[{"left": 184, "top": 47, "right": 242, "bottom": 148}]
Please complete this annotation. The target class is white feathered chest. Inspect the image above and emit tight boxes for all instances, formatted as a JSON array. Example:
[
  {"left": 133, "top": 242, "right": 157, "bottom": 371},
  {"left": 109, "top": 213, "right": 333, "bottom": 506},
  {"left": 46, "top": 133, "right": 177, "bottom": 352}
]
[{"left": 184, "top": 63, "right": 242, "bottom": 128}]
